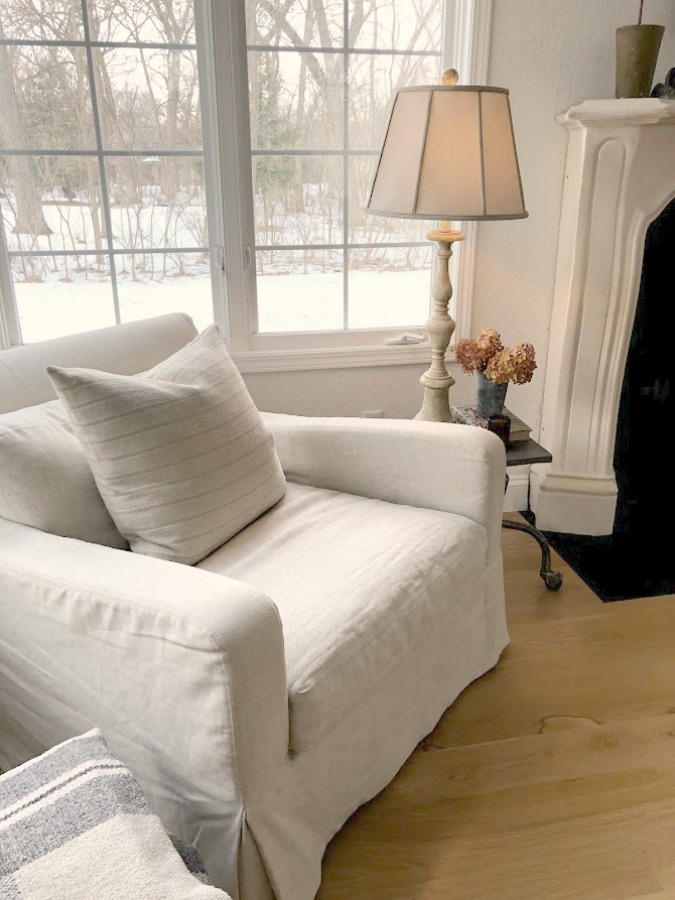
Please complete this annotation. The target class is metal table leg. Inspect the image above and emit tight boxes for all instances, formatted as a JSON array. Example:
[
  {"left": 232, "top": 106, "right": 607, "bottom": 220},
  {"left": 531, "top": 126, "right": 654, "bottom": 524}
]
[{"left": 502, "top": 518, "right": 563, "bottom": 591}]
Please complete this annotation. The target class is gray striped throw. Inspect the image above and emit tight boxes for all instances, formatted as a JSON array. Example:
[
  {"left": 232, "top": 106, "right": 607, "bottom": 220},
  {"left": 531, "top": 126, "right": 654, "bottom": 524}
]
[{"left": 0, "top": 729, "right": 230, "bottom": 899}]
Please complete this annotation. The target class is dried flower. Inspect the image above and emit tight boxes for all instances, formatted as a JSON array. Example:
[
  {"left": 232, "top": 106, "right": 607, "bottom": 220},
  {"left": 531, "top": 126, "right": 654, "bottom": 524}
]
[
  {"left": 455, "top": 330, "right": 536, "bottom": 385},
  {"left": 454, "top": 338, "right": 484, "bottom": 375},
  {"left": 475, "top": 328, "right": 503, "bottom": 365}
]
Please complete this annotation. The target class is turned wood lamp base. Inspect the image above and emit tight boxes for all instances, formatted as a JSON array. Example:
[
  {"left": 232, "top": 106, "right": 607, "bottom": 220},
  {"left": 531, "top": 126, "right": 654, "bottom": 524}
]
[{"left": 414, "top": 222, "right": 465, "bottom": 422}]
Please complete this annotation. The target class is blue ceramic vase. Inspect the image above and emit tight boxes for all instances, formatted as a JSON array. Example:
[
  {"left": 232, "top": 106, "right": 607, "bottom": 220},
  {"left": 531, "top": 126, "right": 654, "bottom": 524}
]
[{"left": 476, "top": 369, "right": 508, "bottom": 418}]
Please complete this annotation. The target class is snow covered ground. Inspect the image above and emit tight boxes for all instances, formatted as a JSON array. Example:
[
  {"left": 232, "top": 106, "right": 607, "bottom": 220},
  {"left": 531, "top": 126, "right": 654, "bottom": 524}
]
[
  {"left": 3, "top": 192, "right": 432, "bottom": 343},
  {"left": 14, "top": 266, "right": 431, "bottom": 343}
]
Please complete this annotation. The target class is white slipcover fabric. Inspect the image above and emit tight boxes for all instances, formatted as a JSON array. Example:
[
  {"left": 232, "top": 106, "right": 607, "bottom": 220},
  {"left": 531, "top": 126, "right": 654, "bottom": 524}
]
[
  {"left": 47, "top": 326, "right": 286, "bottom": 565},
  {"left": 0, "top": 314, "right": 509, "bottom": 900},
  {"left": 0, "top": 313, "right": 198, "bottom": 414},
  {"left": 0, "top": 400, "right": 127, "bottom": 549},
  {"left": 200, "top": 482, "right": 487, "bottom": 752}
]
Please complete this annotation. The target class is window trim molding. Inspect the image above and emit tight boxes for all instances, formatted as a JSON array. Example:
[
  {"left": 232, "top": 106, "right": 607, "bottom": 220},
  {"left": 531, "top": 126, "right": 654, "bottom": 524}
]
[{"left": 232, "top": 342, "right": 432, "bottom": 373}]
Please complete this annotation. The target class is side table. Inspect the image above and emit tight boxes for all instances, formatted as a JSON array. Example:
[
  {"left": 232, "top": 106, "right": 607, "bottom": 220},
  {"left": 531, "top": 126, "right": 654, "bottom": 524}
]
[{"left": 503, "top": 438, "right": 563, "bottom": 591}]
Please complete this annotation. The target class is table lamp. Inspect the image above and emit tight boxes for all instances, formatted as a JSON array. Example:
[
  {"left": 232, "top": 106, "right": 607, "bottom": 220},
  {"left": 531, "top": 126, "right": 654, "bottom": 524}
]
[{"left": 365, "top": 69, "right": 528, "bottom": 422}]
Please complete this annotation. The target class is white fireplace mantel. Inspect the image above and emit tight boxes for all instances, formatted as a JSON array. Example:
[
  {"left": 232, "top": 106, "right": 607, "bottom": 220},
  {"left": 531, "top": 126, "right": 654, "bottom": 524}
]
[{"left": 531, "top": 99, "right": 675, "bottom": 535}]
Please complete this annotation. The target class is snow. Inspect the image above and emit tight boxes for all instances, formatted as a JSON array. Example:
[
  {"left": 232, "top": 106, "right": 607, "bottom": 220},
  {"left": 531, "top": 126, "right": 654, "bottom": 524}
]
[{"left": 4, "top": 193, "right": 432, "bottom": 342}]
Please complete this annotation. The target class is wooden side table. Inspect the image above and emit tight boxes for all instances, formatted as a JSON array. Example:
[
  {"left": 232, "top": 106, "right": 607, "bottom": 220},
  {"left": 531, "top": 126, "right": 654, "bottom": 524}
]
[{"left": 503, "top": 437, "right": 563, "bottom": 591}]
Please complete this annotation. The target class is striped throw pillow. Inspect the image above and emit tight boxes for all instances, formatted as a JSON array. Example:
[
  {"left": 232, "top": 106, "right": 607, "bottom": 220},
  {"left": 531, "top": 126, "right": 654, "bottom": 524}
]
[
  {"left": 46, "top": 325, "right": 286, "bottom": 565},
  {"left": 0, "top": 729, "right": 230, "bottom": 899}
]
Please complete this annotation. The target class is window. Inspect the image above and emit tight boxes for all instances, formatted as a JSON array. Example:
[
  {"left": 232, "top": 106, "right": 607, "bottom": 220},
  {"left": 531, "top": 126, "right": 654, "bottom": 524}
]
[
  {"left": 0, "top": 0, "right": 492, "bottom": 366},
  {"left": 0, "top": 0, "right": 220, "bottom": 345},
  {"left": 246, "top": 1, "right": 442, "bottom": 337}
]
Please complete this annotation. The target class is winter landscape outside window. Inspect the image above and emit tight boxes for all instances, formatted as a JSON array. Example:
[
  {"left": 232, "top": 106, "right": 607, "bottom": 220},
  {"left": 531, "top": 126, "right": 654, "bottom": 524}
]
[
  {"left": 245, "top": 0, "right": 442, "bottom": 335},
  {"left": 0, "top": 0, "right": 218, "bottom": 344},
  {"left": 0, "top": 0, "right": 460, "bottom": 354}
]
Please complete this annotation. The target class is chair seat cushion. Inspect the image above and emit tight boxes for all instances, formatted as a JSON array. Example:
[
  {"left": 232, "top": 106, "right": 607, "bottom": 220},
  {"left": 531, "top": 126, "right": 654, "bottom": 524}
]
[{"left": 198, "top": 482, "right": 488, "bottom": 752}]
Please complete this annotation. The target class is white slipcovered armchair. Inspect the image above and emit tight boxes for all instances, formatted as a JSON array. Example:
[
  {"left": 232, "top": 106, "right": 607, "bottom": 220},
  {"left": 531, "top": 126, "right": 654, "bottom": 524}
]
[{"left": 0, "top": 313, "right": 508, "bottom": 900}]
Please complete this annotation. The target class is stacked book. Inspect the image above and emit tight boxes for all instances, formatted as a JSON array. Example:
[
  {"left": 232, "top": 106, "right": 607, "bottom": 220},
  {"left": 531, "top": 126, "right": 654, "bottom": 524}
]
[{"left": 451, "top": 406, "right": 531, "bottom": 443}]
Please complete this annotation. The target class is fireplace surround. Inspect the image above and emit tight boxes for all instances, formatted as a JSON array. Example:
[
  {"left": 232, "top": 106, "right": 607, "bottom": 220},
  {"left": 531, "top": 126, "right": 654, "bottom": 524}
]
[{"left": 531, "top": 99, "right": 675, "bottom": 535}]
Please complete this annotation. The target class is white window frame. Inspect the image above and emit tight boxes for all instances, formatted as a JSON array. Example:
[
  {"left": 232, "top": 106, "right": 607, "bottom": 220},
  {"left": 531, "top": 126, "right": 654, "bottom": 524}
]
[
  {"left": 0, "top": 1, "right": 222, "bottom": 350},
  {"left": 207, "top": 0, "right": 493, "bottom": 373},
  {"left": 0, "top": 0, "right": 492, "bottom": 364}
]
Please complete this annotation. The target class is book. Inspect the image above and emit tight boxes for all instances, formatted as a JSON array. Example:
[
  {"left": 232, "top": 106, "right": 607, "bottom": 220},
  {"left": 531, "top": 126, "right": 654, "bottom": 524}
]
[{"left": 451, "top": 405, "right": 531, "bottom": 443}]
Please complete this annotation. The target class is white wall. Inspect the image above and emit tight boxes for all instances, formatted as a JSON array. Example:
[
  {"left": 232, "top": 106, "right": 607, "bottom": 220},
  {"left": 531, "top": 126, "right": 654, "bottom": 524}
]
[{"left": 244, "top": 0, "right": 675, "bottom": 430}]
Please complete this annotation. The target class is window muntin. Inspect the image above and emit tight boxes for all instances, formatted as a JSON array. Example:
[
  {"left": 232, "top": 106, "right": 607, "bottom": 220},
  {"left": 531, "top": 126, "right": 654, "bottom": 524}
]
[{"left": 0, "top": 0, "right": 215, "bottom": 343}]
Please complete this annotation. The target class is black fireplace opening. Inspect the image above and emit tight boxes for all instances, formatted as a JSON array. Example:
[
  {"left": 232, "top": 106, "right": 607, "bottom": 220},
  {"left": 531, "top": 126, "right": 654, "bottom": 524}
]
[{"left": 527, "top": 199, "right": 675, "bottom": 602}]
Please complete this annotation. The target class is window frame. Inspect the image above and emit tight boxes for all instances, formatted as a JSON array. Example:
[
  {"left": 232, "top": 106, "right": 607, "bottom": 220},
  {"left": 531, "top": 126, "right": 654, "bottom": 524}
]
[
  {"left": 0, "top": 0, "right": 493, "bottom": 364},
  {"left": 0, "top": 0, "right": 221, "bottom": 349},
  {"left": 209, "top": 0, "right": 493, "bottom": 373}
]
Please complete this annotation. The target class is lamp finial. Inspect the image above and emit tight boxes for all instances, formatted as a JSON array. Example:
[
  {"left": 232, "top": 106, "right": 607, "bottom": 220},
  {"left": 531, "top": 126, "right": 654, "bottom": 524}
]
[{"left": 442, "top": 68, "right": 459, "bottom": 85}]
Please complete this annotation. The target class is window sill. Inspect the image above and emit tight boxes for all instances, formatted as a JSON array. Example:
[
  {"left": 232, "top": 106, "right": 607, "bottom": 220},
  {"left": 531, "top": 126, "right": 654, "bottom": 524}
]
[{"left": 232, "top": 343, "right": 440, "bottom": 373}]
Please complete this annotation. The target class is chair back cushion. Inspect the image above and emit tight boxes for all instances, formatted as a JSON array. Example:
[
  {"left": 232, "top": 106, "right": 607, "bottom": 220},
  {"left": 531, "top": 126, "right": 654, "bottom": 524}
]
[
  {"left": 47, "top": 325, "right": 287, "bottom": 565},
  {"left": 0, "top": 313, "right": 198, "bottom": 414}
]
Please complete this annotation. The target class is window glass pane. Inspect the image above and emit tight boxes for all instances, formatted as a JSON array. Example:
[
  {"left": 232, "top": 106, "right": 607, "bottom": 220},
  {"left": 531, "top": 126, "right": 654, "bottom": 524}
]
[
  {"left": 349, "top": 0, "right": 442, "bottom": 51},
  {"left": 247, "top": 0, "right": 342, "bottom": 49},
  {"left": 256, "top": 249, "right": 344, "bottom": 333},
  {"left": 117, "top": 251, "right": 212, "bottom": 330},
  {"left": 0, "top": 46, "right": 96, "bottom": 151},
  {"left": 105, "top": 156, "right": 207, "bottom": 250},
  {"left": 1, "top": 155, "right": 106, "bottom": 254},
  {"left": 348, "top": 53, "right": 440, "bottom": 151},
  {"left": 348, "top": 155, "right": 425, "bottom": 244},
  {"left": 10, "top": 254, "right": 116, "bottom": 343},
  {"left": 253, "top": 155, "right": 342, "bottom": 246},
  {"left": 87, "top": 0, "right": 196, "bottom": 44},
  {"left": 348, "top": 245, "right": 431, "bottom": 328},
  {"left": 248, "top": 51, "right": 343, "bottom": 151},
  {"left": 0, "top": 0, "right": 84, "bottom": 42},
  {"left": 93, "top": 48, "right": 202, "bottom": 151}
]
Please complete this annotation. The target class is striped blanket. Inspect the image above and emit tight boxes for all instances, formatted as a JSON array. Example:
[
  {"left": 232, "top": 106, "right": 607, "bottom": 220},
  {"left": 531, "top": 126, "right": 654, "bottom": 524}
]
[{"left": 0, "top": 729, "right": 230, "bottom": 899}]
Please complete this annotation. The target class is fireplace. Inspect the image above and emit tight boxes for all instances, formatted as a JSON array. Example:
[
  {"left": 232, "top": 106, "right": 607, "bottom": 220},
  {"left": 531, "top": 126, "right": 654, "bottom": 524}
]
[{"left": 531, "top": 99, "right": 675, "bottom": 535}]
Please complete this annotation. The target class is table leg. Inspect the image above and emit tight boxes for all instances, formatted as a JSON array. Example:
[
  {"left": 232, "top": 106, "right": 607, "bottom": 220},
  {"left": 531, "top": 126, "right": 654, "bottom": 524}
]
[{"left": 502, "top": 518, "right": 563, "bottom": 591}]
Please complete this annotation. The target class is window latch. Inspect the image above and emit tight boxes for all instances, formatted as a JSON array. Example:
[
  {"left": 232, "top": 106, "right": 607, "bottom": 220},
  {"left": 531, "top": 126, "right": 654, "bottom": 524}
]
[{"left": 384, "top": 332, "right": 427, "bottom": 346}]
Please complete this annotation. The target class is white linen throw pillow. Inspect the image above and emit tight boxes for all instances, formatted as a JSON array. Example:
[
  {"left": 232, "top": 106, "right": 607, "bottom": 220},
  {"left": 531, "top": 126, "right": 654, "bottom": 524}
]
[
  {"left": 46, "top": 325, "right": 286, "bottom": 565},
  {"left": 0, "top": 400, "right": 128, "bottom": 549}
]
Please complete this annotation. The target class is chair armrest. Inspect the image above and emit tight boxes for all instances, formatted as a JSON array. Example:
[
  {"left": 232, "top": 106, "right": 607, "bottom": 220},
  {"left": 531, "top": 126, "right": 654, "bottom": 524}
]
[
  {"left": 0, "top": 519, "right": 288, "bottom": 889},
  {"left": 263, "top": 412, "right": 506, "bottom": 559}
]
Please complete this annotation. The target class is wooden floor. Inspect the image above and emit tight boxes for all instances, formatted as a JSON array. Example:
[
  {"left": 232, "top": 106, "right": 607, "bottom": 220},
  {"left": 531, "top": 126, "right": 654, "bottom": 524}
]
[{"left": 318, "top": 515, "right": 675, "bottom": 900}]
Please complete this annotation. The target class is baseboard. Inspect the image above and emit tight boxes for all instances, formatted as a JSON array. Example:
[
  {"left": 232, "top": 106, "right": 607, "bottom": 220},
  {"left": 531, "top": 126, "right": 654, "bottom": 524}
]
[
  {"left": 529, "top": 466, "right": 617, "bottom": 535},
  {"left": 503, "top": 467, "right": 529, "bottom": 513}
]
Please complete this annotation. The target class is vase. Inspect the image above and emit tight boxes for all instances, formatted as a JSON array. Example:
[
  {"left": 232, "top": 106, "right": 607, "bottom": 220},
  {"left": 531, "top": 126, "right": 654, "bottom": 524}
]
[
  {"left": 476, "top": 370, "right": 508, "bottom": 419},
  {"left": 615, "top": 24, "right": 665, "bottom": 98}
]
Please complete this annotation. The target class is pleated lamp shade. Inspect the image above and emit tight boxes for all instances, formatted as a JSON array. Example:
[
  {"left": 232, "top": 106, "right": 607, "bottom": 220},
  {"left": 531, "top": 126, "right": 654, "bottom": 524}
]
[{"left": 365, "top": 85, "right": 528, "bottom": 221}]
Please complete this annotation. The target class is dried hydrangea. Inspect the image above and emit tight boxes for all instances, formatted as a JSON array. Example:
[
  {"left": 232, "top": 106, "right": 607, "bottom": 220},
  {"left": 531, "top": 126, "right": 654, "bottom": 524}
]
[
  {"left": 485, "top": 343, "right": 537, "bottom": 385},
  {"left": 454, "top": 338, "right": 484, "bottom": 375},
  {"left": 475, "top": 328, "right": 504, "bottom": 366},
  {"left": 455, "top": 329, "right": 536, "bottom": 384},
  {"left": 455, "top": 329, "right": 506, "bottom": 375}
]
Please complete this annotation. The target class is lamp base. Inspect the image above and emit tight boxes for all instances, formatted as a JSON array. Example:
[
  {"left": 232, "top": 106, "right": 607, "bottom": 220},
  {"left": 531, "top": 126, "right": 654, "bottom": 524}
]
[
  {"left": 415, "top": 383, "right": 454, "bottom": 422},
  {"left": 413, "top": 225, "right": 464, "bottom": 423}
]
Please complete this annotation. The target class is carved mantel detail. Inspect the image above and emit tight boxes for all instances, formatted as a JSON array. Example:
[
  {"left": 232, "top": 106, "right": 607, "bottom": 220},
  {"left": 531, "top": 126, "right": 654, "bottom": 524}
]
[{"left": 531, "top": 99, "right": 675, "bottom": 535}]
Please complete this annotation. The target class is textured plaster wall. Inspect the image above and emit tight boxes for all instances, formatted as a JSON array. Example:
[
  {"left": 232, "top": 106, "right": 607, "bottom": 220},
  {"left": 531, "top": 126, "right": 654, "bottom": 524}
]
[{"left": 244, "top": 0, "right": 675, "bottom": 427}]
